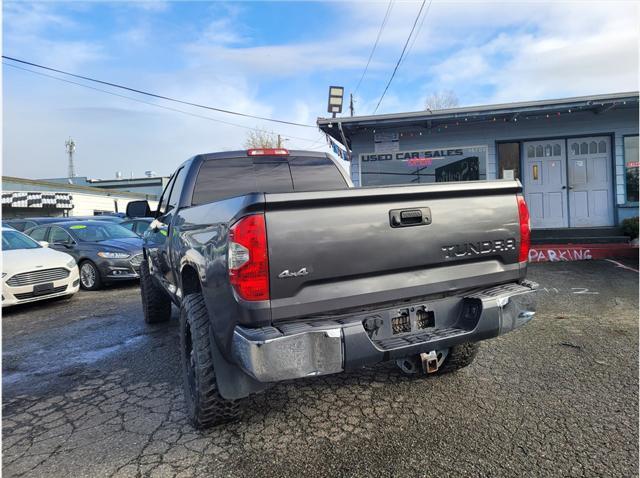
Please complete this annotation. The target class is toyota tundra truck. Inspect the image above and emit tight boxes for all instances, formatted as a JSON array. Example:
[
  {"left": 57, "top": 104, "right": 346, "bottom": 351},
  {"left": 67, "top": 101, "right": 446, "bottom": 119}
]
[{"left": 127, "top": 148, "right": 537, "bottom": 428}]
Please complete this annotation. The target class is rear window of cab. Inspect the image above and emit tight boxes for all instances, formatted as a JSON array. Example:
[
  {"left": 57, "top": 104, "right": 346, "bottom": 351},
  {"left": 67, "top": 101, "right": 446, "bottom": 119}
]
[{"left": 191, "top": 156, "right": 348, "bottom": 205}]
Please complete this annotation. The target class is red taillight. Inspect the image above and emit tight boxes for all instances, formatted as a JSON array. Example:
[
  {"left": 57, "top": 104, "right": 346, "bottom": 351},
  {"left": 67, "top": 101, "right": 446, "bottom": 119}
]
[
  {"left": 247, "top": 148, "right": 289, "bottom": 156},
  {"left": 228, "top": 214, "right": 269, "bottom": 301},
  {"left": 517, "top": 195, "right": 531, "bottom": 263}
]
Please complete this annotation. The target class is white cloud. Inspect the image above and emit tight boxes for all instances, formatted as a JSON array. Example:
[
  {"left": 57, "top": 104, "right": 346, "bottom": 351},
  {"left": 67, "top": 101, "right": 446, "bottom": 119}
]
[
  {"left": 116, "top": 25, "right": 151, "bottom": 46},
  {"left": 420, "top": 1, "right": 639, "bottom": 105},
  {"left": 185, "top": 42, "right": 369, "bottom": 76},
  {"left": 3, "top": 2, "right": 74, "bottom": 34},
  {"left": 132, "top": 1, "right": 170, "bottom": 13},
  {"left": 200, "top": 19, "right": 244, "bottom": 45},
  {"left": 177, "top": 1, "right": 638, "bottom": 110},
  {"left": 3, "top": 2, "right": 104, "bottom": 70}
]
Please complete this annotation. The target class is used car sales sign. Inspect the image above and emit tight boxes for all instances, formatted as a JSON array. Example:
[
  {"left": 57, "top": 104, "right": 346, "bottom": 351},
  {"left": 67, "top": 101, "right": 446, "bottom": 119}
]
[{"left": 361, "top": 148, "right": 467, "bottom": 162}]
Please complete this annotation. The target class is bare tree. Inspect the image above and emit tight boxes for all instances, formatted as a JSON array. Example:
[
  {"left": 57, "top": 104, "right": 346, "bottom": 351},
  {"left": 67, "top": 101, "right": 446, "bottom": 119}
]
[
  {"left": 424, "top": 90, "right": 459, "bottom": 111},
  {"left": 244, "top": 129, "right": 278, "bottom": 149}
]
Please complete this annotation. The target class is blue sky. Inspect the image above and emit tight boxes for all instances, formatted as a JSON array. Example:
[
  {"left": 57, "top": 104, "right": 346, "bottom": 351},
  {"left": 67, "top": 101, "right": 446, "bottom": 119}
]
[{"left": 3, "top": 0, "right": 638, "bottom": 179}]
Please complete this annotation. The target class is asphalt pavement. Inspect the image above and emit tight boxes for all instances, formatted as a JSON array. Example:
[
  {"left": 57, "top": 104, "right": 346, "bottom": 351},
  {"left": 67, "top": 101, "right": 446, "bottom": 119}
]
[{"left": 2, "top": 260, "right": 638, "bottom": 477}]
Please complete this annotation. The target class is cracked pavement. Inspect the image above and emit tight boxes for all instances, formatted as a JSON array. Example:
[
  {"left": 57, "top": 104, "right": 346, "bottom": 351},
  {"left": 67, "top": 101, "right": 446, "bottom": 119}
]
[{"left": 2, "top": 260, "right": 638, "bottom": 477}]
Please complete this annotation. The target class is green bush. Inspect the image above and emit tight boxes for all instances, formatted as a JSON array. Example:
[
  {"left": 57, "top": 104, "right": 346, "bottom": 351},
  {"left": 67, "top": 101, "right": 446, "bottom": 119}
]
[{"left": 621, "top": 217, "right": 639, "bottom": 239}]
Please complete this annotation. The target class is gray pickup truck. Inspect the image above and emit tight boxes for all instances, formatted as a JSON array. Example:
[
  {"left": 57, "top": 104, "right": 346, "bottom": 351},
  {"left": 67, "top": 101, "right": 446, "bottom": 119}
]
[{"left": 127, "top": 148, "right": 537, "bottom": 428}]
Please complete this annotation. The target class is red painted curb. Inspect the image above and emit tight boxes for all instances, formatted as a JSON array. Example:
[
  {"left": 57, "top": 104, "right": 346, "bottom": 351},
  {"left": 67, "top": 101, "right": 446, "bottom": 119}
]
[{"left": 529, "top": 243, "right": 639, "bottom": 262}]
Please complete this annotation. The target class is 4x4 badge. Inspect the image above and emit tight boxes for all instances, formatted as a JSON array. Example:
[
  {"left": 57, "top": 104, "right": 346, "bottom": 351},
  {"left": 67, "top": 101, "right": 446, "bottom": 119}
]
[{"left": 278, "top": 267, "right": 309, "bottom": 279}]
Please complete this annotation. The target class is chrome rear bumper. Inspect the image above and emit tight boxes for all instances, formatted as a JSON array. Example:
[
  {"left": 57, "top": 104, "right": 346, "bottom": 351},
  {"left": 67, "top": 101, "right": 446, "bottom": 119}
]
[
  {"left": 232, "top": 281, "right": 537, "bottom": 383},
  {"left": 233, "top": 327, "right": 343, "bottom": 383}
]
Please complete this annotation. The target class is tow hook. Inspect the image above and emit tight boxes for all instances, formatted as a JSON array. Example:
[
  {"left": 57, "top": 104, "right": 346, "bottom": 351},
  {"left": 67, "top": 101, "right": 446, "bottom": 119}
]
[{"left": 420, "top": 351, "right": 440, "bottom": 374}]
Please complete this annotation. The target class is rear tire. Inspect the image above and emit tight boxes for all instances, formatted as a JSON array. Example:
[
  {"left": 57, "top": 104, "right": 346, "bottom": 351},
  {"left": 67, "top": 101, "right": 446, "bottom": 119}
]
[
  {"left": 140, "top": 259, "right": 171, "bottom": 323},
  {"left": 79, "top": 260, "right": 102, "bottom": 290},
  {"left": 436, "top": 343, "right": 480, "bottom": 374},
  {"left": 180, "top": 293, "right": 240, "bottom": 428}
]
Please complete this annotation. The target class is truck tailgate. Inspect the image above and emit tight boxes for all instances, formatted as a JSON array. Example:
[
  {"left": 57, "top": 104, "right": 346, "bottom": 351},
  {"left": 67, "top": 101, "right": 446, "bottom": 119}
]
[{"left": 264, "top": 181, "right": 524, "bottom": 321}]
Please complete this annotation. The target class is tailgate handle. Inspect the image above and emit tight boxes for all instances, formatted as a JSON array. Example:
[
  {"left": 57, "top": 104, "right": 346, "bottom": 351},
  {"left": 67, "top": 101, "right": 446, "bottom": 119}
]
[{"left": 389, "top": 207, "right": 431, "bottom": 228}]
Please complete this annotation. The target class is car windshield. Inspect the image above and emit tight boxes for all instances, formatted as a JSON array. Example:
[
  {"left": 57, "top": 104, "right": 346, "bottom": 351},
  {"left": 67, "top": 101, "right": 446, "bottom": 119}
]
[
  {"left": 2, "top": 230, "right": 41, "bottom": 250},
  {"left": 67, "top": 223, "right": 139, "bottom": 242}
]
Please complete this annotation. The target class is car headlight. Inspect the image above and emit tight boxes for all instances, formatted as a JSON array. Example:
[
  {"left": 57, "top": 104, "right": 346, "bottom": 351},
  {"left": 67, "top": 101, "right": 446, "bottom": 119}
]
[
  {"left": 66, "top": 258, "right": 77, "bottom": 269},
  {"left": 1, "top": 273, "right": 6, "bottom": 278},
  {"left": 97, "top": 251, "right": 130, "bottom": 259}
]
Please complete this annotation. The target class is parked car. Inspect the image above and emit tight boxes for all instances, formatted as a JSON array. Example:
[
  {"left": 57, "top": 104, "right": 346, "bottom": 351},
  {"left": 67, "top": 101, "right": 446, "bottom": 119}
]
[
  {"left": 3, "top": 215, "right": 123, "bottom": 232},
  {"left": 94, "top": 212, "right": 126, "bottom": 218},
  {"left": 71, "top": 215, "right": 125, "bottom": 223},
  {"left": 2, "top": 217, "right": 67, "bottom": 232},
  {"left": 127, "top": 148, "right": 537, "bottom": 428},
  {"left": 25, "top": 221, "right": 143, "bottom": 290},
  {"left": 2, "top": 227, "right": 79, "bottom": 307},
  {"left": 120, "top": 218, "right": 153, "bottom": 236}
]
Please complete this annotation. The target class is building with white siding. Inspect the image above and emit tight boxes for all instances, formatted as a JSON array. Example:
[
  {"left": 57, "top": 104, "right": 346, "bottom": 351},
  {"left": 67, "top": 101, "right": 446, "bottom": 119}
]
[
  {"left": 42, "top": 175, "right": 169, "bottom": 200},
  {"left": 2, "top": 176, "right": 159, "bottom": 219},
  {"left": 318, "top": 92, "right": 639, "bottom": 230}
]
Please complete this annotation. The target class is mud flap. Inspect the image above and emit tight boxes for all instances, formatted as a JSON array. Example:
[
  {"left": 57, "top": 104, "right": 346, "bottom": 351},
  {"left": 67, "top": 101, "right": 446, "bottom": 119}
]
[{"left": 208, "top": 328, "right": 272, "bottom": 400}]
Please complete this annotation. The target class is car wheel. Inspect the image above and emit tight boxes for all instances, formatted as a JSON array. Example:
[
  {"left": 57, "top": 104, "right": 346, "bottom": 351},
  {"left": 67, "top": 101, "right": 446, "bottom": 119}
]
[
  {"left": 140, "top": 259, "right": 171, "bottom": 323},
  {"left": 180, "top": 292, "right": 240, "bottom": 428},
  {"left": 79, "top": 260, "right": 102, "bottom": 290}
]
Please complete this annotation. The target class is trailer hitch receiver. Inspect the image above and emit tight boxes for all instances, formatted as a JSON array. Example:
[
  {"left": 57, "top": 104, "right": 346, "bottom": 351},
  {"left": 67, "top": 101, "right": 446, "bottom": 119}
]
[{"left": 420, "top": 351, "right": 440, "bottom": 374}]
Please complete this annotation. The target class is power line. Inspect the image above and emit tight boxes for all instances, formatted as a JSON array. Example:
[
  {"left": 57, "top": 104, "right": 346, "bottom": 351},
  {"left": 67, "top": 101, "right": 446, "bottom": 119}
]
[
  {"left": 402, "top": 0, "right": 434, "bottom": 67},
  {"left": 3, "top": 62, "right": 322, "bottom": 144},
  {"left": 372, "top": 0, "right": 428, "bottom": 114},
  {"left": 3, "top": 62, "right": 324, "bottom": 144},
  {"left": 353, "top": 0, "right": 394, "bottom": 96},
  {"left": 2, "top": 55, "right": 315, "bottom": 128}
]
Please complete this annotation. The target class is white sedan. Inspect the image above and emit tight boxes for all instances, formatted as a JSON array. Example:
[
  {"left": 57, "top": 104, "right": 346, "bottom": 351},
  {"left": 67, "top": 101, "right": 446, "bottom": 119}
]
[{"left": 2, "top": 227, "right": 80, "bottom": 307}]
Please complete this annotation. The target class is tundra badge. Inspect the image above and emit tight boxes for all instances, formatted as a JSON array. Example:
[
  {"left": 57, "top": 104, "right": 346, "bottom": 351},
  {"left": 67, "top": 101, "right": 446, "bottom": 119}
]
[{"left": 442, "top": 238, "right": 517, "bottom": 259}]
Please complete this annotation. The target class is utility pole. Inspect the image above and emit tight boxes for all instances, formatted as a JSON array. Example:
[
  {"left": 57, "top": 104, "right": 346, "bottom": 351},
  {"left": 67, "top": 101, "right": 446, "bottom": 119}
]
[
  {"left": 65, "top": 137, "right": 76, "bottom": 178},
  {"left": 277, "top": 135, "right": 289, "bottom": 149},
  {"left": 349, "top": 93, "right": 354, "bottom": 117}
]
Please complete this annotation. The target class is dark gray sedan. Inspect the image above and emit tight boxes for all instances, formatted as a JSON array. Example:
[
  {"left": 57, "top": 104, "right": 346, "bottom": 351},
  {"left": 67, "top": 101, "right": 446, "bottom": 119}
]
[
  {"left": 4, "top": 215, "right": 123, "bottom": 232},
  {"left": 25, "top": 221, "right": 143, "bottom": 290}
]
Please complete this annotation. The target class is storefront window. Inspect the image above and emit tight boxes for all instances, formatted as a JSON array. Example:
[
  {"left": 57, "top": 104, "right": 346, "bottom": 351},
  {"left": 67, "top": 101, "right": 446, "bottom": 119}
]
[
  {"left": 624, "top": 135, "right": 639, "bottom": 203},
  {"left": 497, "top": 143, "right": 521, "bottom": 180},
  {"left": 359, "top": 146, "right": 487, "bottom": 186}
]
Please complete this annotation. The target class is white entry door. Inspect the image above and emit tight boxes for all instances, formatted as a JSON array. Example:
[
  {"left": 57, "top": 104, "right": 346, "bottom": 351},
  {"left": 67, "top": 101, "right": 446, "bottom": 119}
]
[
  {"left": 523, "top": 140, "right": 568, "bottom": 228},
  {"left": 567, "top": 137, "right": 614, "bottom": 227}
]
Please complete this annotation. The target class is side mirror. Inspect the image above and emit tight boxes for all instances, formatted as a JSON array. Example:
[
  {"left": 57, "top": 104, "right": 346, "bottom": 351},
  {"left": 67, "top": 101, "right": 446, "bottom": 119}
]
[
  {"left": 126, "top": 200, "right": 153, "bottom": 218},
  {"left": 39, "top": 241, "right": 49, "bottom": 248}
]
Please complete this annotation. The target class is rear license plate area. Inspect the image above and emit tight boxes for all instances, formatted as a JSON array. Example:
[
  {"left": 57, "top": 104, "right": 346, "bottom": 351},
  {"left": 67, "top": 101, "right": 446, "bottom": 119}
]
[{"left": 390, "top": 307, "right": 435, "bottom": 335}]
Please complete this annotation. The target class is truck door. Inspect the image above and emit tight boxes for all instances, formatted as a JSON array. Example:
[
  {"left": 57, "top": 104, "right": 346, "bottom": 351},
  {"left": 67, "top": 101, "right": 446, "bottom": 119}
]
[
  {"left": 161, "top": 167, "right": 189, "bottom": 290},
  {"left": 155, "top": 166, "right": 190, "bottom": 294},
  {"left": 146, "top": 172, "right": 177, "bottom": 292}
]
